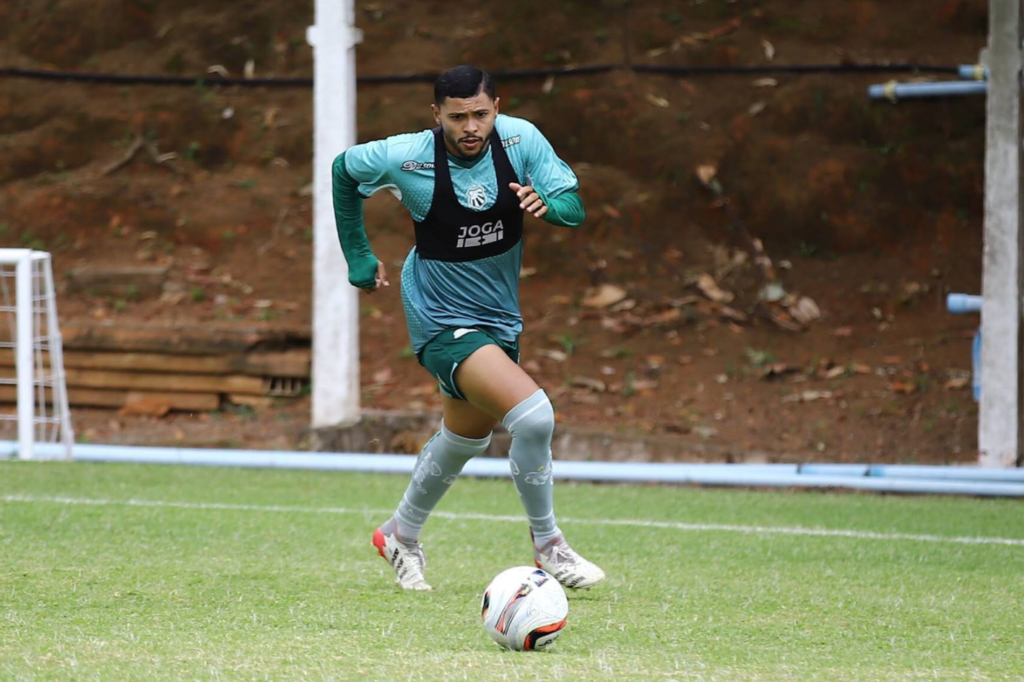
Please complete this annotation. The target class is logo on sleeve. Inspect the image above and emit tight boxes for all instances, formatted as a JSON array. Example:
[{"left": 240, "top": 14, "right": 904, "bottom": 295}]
[{"left": 401, "top": 160, "right": 434, "bottom": 171}]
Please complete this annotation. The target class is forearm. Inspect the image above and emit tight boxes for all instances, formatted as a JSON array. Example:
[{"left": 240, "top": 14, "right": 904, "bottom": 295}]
[
  {"left": 332, "top": 152, "right": 379, "bottom": 288},
  {"left": 540, "top": 190, "right": 585, "bottom": 228}
]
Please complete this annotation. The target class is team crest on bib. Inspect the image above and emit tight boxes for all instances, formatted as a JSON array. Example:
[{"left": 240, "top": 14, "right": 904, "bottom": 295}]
[{"left": 466, "top": 184, "right": 487, "bottom": 209}]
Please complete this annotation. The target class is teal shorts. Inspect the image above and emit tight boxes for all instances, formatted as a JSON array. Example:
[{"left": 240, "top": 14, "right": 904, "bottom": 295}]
[{"left": 418, "top": 327, "right": 520, "bottom": 400}]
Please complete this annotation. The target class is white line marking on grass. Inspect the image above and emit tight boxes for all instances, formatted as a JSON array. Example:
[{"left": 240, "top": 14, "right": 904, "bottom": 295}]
[{"left": 3, "top": 494, "right": 1023, "bottom": 547}]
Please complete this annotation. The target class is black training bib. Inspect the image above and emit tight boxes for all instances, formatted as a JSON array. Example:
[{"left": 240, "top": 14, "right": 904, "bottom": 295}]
[{"left": 413, "top": 127, "right": 524, "bottom": 262}]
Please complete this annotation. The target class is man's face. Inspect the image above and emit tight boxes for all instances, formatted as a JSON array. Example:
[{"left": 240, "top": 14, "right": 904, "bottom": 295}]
[{"left": 432, "top": 91, "right": 500, "bottom": 159}]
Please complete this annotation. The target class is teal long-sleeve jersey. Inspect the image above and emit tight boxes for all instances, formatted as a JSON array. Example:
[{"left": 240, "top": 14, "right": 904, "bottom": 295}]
[{"left": 332, "top": 114, "right": 584, "bottom": 353}]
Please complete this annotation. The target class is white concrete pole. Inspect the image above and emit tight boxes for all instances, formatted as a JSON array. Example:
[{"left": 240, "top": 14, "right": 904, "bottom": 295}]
[
  {"left": 15, "top": 250, "right": 34, "bottom": 460},
  {"left": 308, "top": 0, "right": 363, "bottom": 428},
  {"left": 978, "top": 0, "right": 1023, "bottom": 466}
]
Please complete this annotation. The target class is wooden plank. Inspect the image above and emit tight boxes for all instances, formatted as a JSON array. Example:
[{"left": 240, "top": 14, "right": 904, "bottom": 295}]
[
  {"left": 227, "top": 394, "right": 277, "bottom": 409},
  {"left": 0, "top": 349, "right": 311, "bottom": 378},
  {"left": 237, "top": 350, "right": 312, "bottom": 378},
  {"left": 0, "top": 385, "right": 219, "bottom": 411},
  {"left": 29, "top": 322, "right": 312, "bottom": 355},
  {"left": 63, "top": 368, "right": 269, "bottom": 395}
]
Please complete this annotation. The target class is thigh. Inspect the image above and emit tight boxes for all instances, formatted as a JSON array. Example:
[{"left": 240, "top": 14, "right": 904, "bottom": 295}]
[
  {"left": 442, "top": 394, "right": 499, "bottom": 439},
  {"left": 454, "top": 344, "right": 542, "bottom": 421}
]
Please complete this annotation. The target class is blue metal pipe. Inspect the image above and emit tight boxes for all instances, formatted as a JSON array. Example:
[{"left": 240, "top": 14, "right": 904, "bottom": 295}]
[
  {"left": 958, "top": 64, "right": 988, "bottom": 81},
  {"left": 1, "top": 442, "right": 1020, "bottom": 497},
  {"left": 948, "top": 293, "right": 983, "bottom": 314},
  {"left": 798, "top": 463, "right": 1023, "bottom": 482},
  {"left": 868, "top": 80, "right": 986, "bottom": 101}
]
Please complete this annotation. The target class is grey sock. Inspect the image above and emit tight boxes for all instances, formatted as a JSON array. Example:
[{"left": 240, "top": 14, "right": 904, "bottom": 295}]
[
  {"left": 393, "top": 422, "right": 491, "bottom": 542},
  {"left": 503, "top": 389, "right": 562, "bottom": 546}
]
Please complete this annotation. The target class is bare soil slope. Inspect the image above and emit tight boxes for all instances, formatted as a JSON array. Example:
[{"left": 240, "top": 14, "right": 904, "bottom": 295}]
[{"left": 0, "top": 0, "right": 991, "bottom": 462}]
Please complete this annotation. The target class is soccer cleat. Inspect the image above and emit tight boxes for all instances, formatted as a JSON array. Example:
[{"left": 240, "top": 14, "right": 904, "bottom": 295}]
[
  {"left": 372, "top": 527, "right": 432, "bottom": 591},
  {"left": 532, "top": 532, "right": 606, "bottom": 590}
]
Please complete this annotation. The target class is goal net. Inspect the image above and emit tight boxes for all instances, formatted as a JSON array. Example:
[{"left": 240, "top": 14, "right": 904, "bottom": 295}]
[{"left": 0, "top": 249, "right": 74, "bottom": 460}]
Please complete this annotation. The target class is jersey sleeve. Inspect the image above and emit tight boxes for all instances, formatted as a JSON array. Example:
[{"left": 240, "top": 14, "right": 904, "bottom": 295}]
[
  {"left": 342, "top": 139, "right": 393, "bottom": 197},
  {"left": 519, "top": 121, "right": 579, "bottom": 200}
]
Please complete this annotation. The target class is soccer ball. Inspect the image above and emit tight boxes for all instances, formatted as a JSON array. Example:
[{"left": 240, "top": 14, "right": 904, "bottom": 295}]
[{"left": 480, "top": 566, "right": 568, "bottom": 651}]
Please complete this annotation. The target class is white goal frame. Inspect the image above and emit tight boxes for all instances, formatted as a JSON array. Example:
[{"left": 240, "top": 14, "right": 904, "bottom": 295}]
[{"left": 0, "top": 249, "right": 73, "bottom": 460}]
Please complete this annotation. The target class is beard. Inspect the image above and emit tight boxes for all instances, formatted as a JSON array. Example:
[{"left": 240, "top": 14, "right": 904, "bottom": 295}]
[{"left": 444, "top": 128, "right": 488, "bottom": 159}]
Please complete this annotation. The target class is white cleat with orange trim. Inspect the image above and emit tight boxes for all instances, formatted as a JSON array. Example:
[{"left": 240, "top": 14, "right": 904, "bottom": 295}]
[{"left": 372, "top": 527, "right": 432, "bottom": 591}]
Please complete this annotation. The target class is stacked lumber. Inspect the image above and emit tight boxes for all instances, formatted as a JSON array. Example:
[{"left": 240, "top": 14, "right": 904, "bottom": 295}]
[{"left": 0, "top": 322, "right": 311, "bottom": 414}]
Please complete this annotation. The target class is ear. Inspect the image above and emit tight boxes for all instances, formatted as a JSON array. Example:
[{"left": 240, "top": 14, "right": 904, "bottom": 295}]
[
  {"left": 431, "top": 103, "right": 441, "bottom": 126},
  {"left": 493, "top": 96, "right": 500, "bottom": 116}
]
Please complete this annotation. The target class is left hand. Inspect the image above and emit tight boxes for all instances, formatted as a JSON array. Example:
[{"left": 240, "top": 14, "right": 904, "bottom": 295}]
[{"left": 509, "top": 183, "right": 548, "bottom": 218}]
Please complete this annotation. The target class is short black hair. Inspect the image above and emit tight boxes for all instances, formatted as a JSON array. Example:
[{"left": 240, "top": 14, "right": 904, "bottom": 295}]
[{"left": 434, "top": 65, "right": 495, "bottom": 105}]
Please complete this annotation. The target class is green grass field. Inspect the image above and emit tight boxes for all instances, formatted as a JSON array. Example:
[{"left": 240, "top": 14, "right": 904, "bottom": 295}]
[{"left": 1, "top": 461, "right": 1022, "bottom": 681}]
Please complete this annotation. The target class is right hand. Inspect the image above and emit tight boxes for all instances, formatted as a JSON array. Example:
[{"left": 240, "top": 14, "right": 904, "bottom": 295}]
[{"left": 349, "top": 257, "right": 390, "bottom": 292}]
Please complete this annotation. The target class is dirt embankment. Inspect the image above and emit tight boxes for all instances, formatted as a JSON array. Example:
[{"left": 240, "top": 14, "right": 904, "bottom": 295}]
[{"left": 0, "top": 0, "right": 991, "bottom": 462}]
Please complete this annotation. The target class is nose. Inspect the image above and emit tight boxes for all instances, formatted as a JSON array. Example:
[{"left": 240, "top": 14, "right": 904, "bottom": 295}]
[{"left": 464, "top": 117, "right": 478, "bottom": 134}]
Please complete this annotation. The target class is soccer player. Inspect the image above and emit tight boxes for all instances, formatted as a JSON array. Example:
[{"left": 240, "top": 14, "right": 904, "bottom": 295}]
[{"left": 332, "top": 65, "right": 605, "bottom": 592}]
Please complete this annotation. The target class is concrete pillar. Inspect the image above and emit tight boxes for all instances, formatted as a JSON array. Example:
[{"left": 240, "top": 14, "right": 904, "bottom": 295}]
[
  {"left": 308, "top": 0, "right": 363, "bottom": 428},
  {"left": 978, "top": 0, "right": 1023, "bottom": 466}
]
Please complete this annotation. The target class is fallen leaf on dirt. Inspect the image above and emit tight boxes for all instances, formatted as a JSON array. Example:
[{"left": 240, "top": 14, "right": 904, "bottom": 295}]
[
  {"left": 571, "top": 376, "right": 607, "bottom": 392},
  {"left": 645, "top": 308, "right": 683, "bottom": 325},
  {"left": 748, "top": 101, "right": 767, "bottom": 117},
  {"left": 519, "top": 266, "right": 537, "bottom": 279},
  {"left": 668, "top": 295, "right": 701, "bottom": 307},
  {"left": 542, "top": 75, "right": 555, "bottom": 94},
  {"left": 600, "top": 317, "right": 627, "bottom": 333},
  {"left": 696, "top": 273, "right": 735, "bottom": 303},
  {"left": 945, "top": 376, "right": 970, "bottom": 390},
  {"left": 645, "top": 93, "right": 671, "bottom": 108},
  {"left": 782, "top": 390, "right": 834, "bottom": 403},
  {"left": 715, "top": 304, "right": 748, "bottom": 323},
  {"left": 831, "top": 326, "right": 853, "bottom": 337},
  {"left": 758, "top": 281, "right": 787, "bottom": 303},
  {"left": 890, "top": 381, "right": 917, "bottom": 394},
  {"left": 753, "top": 77, "right": 778, "bottom": 88},
  {"left": 882, "top": 355, "right": 903, "bottom": 365},
  {"left": 851, "top": 363, "right": 872, "bottom": 375},
  {"left": 705, "top": 16, "right": 742, "bottom": 39},
  {"left": 696, "top": 164, "right": 718, "bottom": 186},
  {"left": 601, "top": 204, "right": 622, "bottom": 219},
  {"left": 679, "top": 355, "right": 693, "bottom": 365},
  {"left": 645, "top": 355, "right": 665, "bottom": 370},
  {"left": 372, "top": 368, "right": 393, "bottom": 384},
  {"left": 632, "top": 379, "right": 659, "bottom": 391},
  {"left": 823, "top": 366, "right": 847, "bottom": 379},
  {"left": 761, "top": 363, "right": 797, "bottom": 380},
  {"left": 523, "top": 360, "right": 542, "bottom": 373},
  {"left": 582, "top": 283, "right": 628, "bottom": 308},
  {"left": 536, "top": 349, "right": 569, "bottom": 362},
  {"left": 761, "top": 39, "right": 775, "bottom": 60},
  {"left": 609, "top": 298, "right": 637, "bottom": 312},
  {"left": 788, "top": 296, "right": 821, "bottom": 324},
  {"left": 715, "top": 374, "right": 729, "bottom": 384},
  {"left": 547, "top": 294, "right": 572, "bottom": 305}
]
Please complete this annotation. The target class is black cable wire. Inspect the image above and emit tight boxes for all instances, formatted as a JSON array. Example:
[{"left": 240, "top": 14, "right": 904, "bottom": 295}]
[
  {"left": 633, "top": 63, "right": 960, "bottom": 76},
  {"left": 0, "top": 62, "right": 959, "bottom": 88}
]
